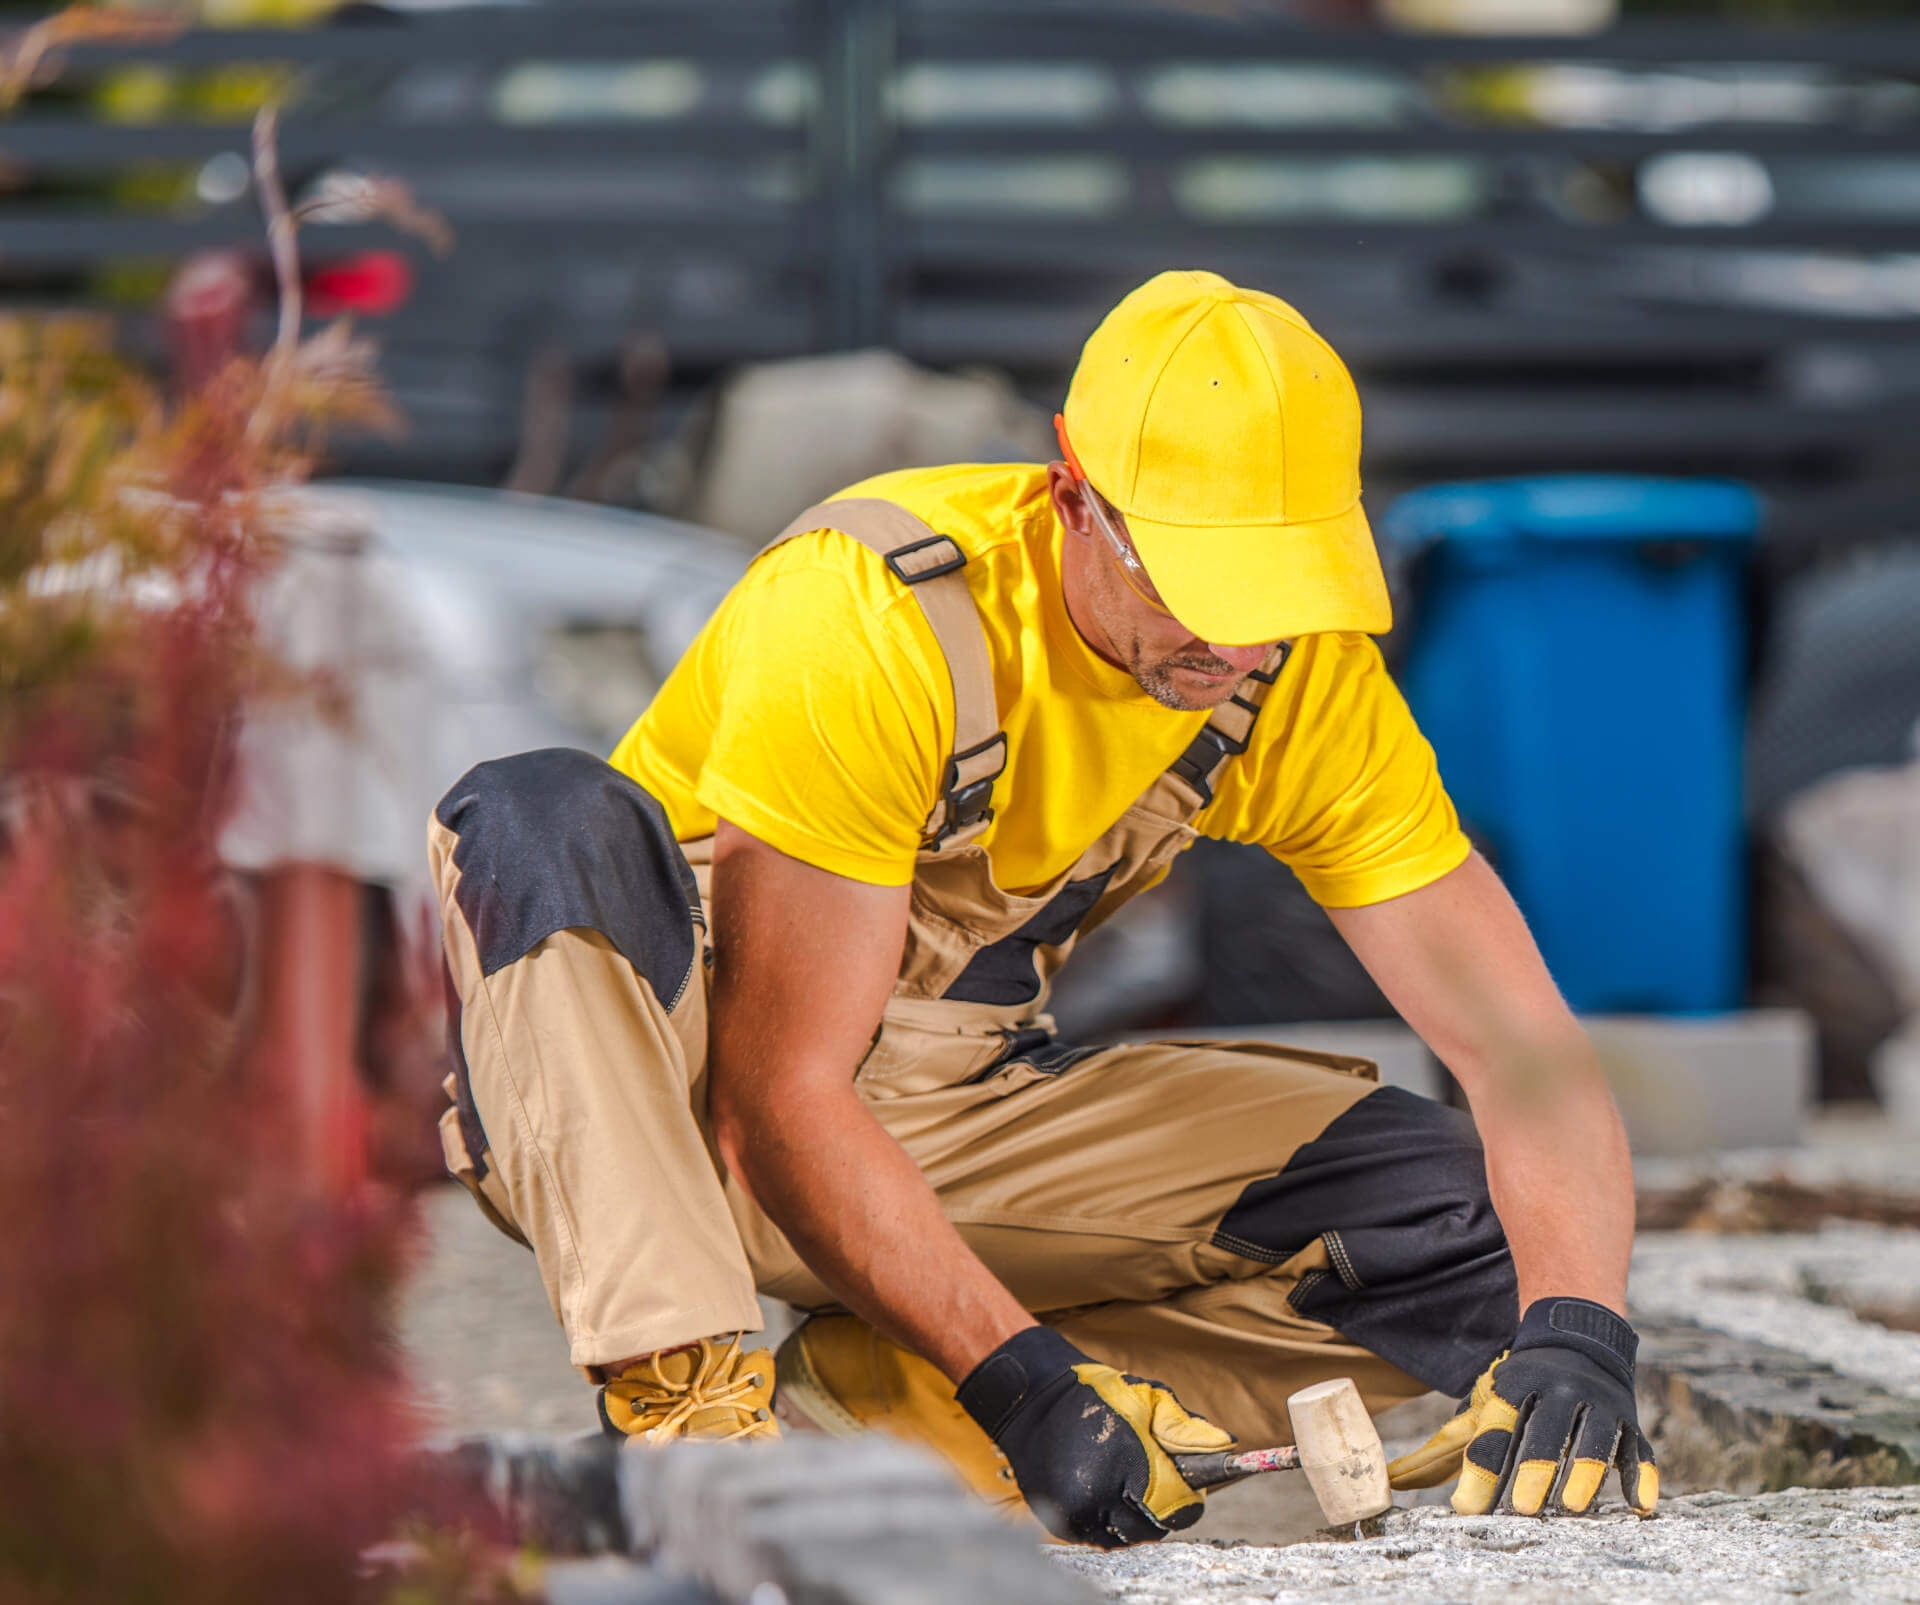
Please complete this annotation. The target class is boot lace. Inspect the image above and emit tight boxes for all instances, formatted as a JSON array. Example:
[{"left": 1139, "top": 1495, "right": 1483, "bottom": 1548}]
[{"left": 614, "top": 1336, "right": 768, "bottom": 1443}]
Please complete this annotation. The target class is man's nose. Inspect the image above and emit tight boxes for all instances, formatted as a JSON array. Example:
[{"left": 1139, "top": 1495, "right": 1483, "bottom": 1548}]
[{"left": 1205, "top": 641, "right": 1273, "bottom": 673}]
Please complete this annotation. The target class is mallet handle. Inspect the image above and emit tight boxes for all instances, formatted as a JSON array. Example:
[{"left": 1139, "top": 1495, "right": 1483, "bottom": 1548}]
[{"left": 1171, "top": 1444, "right": 1303, "bottom": 1490}]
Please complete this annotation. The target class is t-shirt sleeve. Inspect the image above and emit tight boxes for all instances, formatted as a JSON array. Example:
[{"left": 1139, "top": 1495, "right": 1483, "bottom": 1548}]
[
  {"left": 1204, "top": 634, "right": 1471, "bottom": 908},
  {"left": 690, "top": 536, "right": 950, "bottom": 885}
]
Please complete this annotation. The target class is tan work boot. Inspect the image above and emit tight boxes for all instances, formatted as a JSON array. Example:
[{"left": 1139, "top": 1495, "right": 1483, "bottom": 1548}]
[
  {"left": 774, "top": 1314, "right": 1025, "bottom": 1514},
  {"left": 598, "top": 1334, "right": 779, "bottom": 1443}
]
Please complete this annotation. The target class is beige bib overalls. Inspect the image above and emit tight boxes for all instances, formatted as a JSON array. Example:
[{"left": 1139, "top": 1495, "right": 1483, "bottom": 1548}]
[{"left": 428, "top": 498, "right": 1516, "bottom": 1444}]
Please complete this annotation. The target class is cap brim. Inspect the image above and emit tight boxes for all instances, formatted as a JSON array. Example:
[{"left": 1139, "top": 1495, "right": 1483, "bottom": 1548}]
[{"left": 1126, "top": 501, "right": 1392, "bottom": 646}]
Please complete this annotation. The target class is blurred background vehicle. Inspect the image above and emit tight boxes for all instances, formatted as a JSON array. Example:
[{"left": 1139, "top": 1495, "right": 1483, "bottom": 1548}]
[
  {"left": 7, "top": 0, "right": 1918, "bottom": 1145},
  {"left": 213, "top": 479, "right": 747, "bottom": 1182}
]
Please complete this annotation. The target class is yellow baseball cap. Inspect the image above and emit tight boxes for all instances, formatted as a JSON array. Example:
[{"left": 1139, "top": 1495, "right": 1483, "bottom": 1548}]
[{"left": 1060, "top": 269, "right": 1390, "bottom": 646}]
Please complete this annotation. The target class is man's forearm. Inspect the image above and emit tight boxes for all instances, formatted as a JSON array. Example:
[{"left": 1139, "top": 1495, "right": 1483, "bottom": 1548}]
[
  {"left": 1327, "top": 857, "right": 1637, "bottom": 1319},
  {"left": 702, "top": 819, "right": 1032, "bottom": 1384},
  {"left": 1456, "top": 1029, "right": 1633, "bottom": 1315},
  {"left": 714, "top": 1079, "right": 1032, "bottom": 1382}
]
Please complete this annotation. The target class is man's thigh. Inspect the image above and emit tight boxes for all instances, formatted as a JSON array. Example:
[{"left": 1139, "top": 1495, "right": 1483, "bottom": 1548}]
[
  {"left": 758, "top": 1039, "right": 1356, "bottom": 1307},
  {"left": 881, "top": 1039, "right": 1374, "bottom": 1301},
  {"left": 764, "top": 1037, "right": 1514, "bottom": 1398}
]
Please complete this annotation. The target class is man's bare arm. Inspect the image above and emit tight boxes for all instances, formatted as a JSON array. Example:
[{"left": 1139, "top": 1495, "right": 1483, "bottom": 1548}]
[
  {"left": 703, "top": 818, "right": 1034, "bottom": 1381},
  {"left": 1327, "top": 851, "right": 1632, "bottom": 1314}
]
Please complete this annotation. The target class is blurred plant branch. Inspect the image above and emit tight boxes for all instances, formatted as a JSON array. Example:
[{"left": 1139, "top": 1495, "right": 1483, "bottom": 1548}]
[
  {"left": 0, "top": 12, "right": 498, "bottom": 1602},
  {"left": 246, "top": 103, "right": 449, "bottom": 446},
  {"left": 0, "top": 4, "right": 186, "bottom": 113}
]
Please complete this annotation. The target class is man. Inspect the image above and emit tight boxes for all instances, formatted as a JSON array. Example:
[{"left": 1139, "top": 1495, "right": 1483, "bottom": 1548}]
[{"left": 429, "top": 271, "right": 1656, "bottom": 1548}]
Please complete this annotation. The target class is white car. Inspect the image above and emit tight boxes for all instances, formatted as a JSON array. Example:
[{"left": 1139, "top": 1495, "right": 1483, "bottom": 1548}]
[{"left": 223, "top": 480, "right": 750, "bottom": 898}]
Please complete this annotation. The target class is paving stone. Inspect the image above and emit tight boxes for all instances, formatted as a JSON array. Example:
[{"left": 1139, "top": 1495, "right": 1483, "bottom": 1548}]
[
  {"left": 1632, "top": 1228, "right": 1920, "bottom": 1403},
  {"left": 430, "top": 1430, "right": 627, "bottom": 1555},
  {"left": 543, "top": 1557, "right": 716, "bottom": 1605},
  {"left": 1637, "top": 1318, "right": 1920, "bottom": 1494},
  {"left": 1057, "top": 1486, "right": 1920, "bottom": 1604},
  {"left": 625, "top": 1436, "right": 1100, "bottom": 1604}
]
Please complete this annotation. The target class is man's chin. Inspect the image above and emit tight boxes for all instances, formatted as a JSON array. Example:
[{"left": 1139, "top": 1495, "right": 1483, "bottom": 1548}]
[{"left": 1134, "top": 664, "right": 1247, "bottom": 712}]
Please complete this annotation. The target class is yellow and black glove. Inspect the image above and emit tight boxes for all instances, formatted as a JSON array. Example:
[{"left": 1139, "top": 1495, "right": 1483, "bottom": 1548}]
[
  {"left": 1388, "top": 1297, "right": 1659, "bottom": 1518},
  {"left": 956, "top": 1325, "right": 1232, "bottom": 1548}
]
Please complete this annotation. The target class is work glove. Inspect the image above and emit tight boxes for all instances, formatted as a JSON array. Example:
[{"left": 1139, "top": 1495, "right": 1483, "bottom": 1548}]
[
  {"left": 1387, "top": 1297, "right": 1658, "bottom": 1518},
  {"left": 955, "top": 1325, "right": 1232, "bottom": 1548}
]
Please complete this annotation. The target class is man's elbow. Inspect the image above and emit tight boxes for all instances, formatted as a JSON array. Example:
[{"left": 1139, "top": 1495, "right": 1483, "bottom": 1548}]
[{"left": 1443, "top": 1013, "right": 1601, "bottom": 1101}]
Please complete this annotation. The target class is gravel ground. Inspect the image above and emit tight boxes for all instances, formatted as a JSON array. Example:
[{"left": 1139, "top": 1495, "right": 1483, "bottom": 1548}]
[{"left": 1058, "top": 1488, "right": 1920, "bottom": 1605}]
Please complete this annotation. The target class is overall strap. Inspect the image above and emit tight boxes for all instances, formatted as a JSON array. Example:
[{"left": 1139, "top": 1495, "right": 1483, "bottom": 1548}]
[
  {"left": 1163, "top": 640, "right": 1294, "bottom": 812},
  {"left": 766, "top": 497, "right": 1007, "bottom": 853}
]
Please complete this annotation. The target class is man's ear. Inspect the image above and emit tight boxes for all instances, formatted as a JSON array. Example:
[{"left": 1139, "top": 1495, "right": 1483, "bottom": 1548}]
[{"left": 1046, "top": 461, "right": 1094, "bottom": 542}]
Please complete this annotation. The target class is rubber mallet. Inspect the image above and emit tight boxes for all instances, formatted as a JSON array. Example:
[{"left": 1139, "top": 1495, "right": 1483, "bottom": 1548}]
[{"left": 1171, "top": 1376, "right": 1393, "bottom": 1526}]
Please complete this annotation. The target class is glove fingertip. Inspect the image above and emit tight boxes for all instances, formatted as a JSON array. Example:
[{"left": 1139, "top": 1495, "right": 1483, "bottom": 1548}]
[
  {"left": 1559, "top": 1458, "right": 1606, "bottom": 1513},
  {"left": 1451, "top": 1461, "right": 1502, "bottom": 1516},
  {"left": 1509, "top": 1459, "right": 1557, "bottom": 1516},
  {"left": 1627, "top": 1460, "right": 1660, "bottom": 1515},
  {"left": 1164, "top": 1499, "right": 1206, "bottom": 1533}
]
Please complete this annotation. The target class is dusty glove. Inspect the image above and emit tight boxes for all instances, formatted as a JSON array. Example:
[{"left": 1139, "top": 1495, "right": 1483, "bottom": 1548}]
[
  {"left": 1388, "top": 1298, "right": 1658, "bottom": 1518},
  {"left": 956, "top": 1325, "right": 1233, "bottom": 1548}
]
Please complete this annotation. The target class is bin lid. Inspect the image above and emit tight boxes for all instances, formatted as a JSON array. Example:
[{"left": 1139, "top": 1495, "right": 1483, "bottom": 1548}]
[{"left": 1381, "top": 475, "right": 1761, "bottom": 548}]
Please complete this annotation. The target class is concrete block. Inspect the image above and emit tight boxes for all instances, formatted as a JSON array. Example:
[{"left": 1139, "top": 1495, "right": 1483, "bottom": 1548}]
[{"left": 1587, "top": 1009, "right": 1815, "bottom": 1155}]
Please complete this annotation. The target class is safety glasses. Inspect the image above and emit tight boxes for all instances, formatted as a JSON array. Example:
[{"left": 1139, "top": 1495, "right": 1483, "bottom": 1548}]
[{"left": 1053, "top": 413, "right": 1180, "bottom": 619}]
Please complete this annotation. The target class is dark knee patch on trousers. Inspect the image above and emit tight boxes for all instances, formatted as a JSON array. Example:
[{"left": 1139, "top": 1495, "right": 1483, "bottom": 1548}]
[
  {"left": 436, "top": 748, "right": 700, "bottom": 1007},
  {"left": 1212, "top": 1085, "right": 1516, "bottom": 1397}
]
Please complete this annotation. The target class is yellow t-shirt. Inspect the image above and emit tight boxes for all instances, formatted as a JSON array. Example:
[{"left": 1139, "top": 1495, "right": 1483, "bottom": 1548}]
[{"left": 610, "top": 463, "right": 1469, "bottom": 907}]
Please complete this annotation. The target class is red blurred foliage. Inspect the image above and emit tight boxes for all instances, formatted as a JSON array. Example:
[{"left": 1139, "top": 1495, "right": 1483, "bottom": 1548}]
[
  {"left": 0, "top": 316, "right": 486, "bottom": 1602},
  {"left": 308, "top": 252, "right": 416, "bottom": 320}
]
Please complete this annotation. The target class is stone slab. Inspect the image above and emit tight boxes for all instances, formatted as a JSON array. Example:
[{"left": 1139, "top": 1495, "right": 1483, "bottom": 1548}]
[
  {"left": 431, "top": 1430, "right": 627, "bottom": 1556},
  {"left": 544, "top": 1558, "right": 715, "bottom": 1605},
  {"left": 1638, "top": 1318, "right": 1920, "bottom": 1493},
  {"left": 1058, "top": 1487, "right": 1920, "bottom": 1604},
  {"left": 1632, "top": 1227, "right": 1920, "bottom": 1403},
  {"left": 624, "top": 1436, "right": 1101, "bottom": 1605}
]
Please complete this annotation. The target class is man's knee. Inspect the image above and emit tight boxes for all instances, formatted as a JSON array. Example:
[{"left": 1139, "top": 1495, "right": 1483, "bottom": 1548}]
[
  {"left": 434, "top": 747, "right": 700, "bottom": 1003},
  {"left": 1213, "top": 1085, "right": 1516, "bottom": 1397}
]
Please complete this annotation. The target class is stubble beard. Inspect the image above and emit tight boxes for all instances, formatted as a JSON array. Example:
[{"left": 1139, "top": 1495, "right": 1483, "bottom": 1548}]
[{"left": 1127, "top": 634, "right": 1248, "bottom": 712}]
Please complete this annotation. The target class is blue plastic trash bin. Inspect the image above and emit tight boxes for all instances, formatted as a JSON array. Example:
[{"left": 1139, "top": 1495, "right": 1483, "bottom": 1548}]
[{"left": 1384, "top": 476, "right": 1761, "bottom": 1015}]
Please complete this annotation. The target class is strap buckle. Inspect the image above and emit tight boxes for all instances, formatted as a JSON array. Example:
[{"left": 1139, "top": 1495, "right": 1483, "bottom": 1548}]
[
  {"left": 1159, "top": 725, "right": 1236, "bottom": 802},
  {"left": 885, "top": 534, "right": 967, "bottom": 585},
  {"left": 1168, "top": 726, "right": 1243, "bottom": 807},
  {"left": 929, "top": 731, "right": 1007, "bottom": 847},
  {"left": 1165, "top": 643, "right": 1293, "bottom": 805}
]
